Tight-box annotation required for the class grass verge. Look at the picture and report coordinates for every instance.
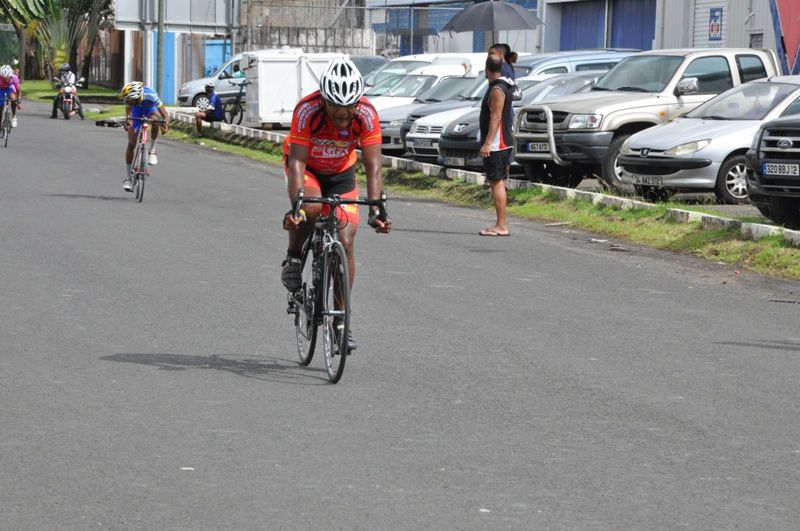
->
[167,119,800,282]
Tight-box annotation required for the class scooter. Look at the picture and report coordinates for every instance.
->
[53,77,85,120]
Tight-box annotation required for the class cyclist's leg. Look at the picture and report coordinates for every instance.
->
[282,168,323,291]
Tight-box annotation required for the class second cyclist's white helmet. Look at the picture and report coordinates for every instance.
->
[0,65,13,78]
[319,57,363,106]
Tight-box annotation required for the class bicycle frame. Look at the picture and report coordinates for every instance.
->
[287,190,388,381]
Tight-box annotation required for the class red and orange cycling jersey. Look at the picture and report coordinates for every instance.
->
[282,91,382,174]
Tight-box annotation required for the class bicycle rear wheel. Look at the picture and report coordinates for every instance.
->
[321,241,350,383]
[291,246,318,365]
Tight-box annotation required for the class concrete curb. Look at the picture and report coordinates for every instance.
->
[166,109,800,248]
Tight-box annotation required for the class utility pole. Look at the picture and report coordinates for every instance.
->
[157,0,165,94]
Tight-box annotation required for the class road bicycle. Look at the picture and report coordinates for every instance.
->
[1,100,13,147]
[286,190,388,383]
[128,117,164,202]
[223,79,251,125]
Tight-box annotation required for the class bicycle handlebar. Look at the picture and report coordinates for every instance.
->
[291,190,389,224]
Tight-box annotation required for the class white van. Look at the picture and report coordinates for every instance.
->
[178,47,304,108]
[241,48,345,127]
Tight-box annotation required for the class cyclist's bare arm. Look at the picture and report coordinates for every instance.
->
[157,105,169,132]
[284,143,310,230]
[362,143,391,233]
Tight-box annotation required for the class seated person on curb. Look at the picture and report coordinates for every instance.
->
[51,63,84,120]
[194,83,223,137]
[281,57,391,352]
[0,64,22,127]
[118,81,170,192]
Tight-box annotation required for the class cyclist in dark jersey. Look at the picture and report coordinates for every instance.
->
[281,57,391,351]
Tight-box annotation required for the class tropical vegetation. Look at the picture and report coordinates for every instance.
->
[0,0,111,85]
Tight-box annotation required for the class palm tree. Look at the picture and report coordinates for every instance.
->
[0,0,55,77]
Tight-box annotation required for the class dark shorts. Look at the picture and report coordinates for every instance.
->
[484,149,512,182]
[204,111,222,123]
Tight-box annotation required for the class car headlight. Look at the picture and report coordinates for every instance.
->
[620,137,632,154]
[663,139,711,156]
[568,114,602,129]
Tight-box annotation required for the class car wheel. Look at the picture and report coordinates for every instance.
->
[600,134,633,194]
[768,196,800,229]
[634,185,671,203]
[523,162,583,188]
[714,154,749,204]
[192,94,210,110]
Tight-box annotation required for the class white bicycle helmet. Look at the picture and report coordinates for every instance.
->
[319,57,363,106]
[0,65,13,78]
[119,81,144,102]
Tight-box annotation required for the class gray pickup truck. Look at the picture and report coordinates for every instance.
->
[513,48,781,189]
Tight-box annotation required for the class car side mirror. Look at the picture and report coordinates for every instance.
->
[675,77,699,96]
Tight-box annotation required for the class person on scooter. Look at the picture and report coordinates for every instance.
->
[0,64,22,127]
[51,63,84,120]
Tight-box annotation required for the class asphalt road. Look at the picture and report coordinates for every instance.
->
[2,102,799,530]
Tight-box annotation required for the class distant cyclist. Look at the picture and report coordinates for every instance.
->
[281,57,391,351]
[51,63,84,120]
[0,64,22,128]
[118,81,170,192]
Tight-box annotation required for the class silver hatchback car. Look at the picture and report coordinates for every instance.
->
[618,76,800,203]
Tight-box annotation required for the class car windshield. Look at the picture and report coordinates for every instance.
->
[364,60,429,86]
[687,82,799,121]
[463,78,489,100]
[364,74,406,96]
[416,76,476,102]
[384,75,437,97]
[520,75,598,105]
[593,55,684,93]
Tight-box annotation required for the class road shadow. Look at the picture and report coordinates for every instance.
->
[102,352,331,384]
[45,193,129,202]
[392,227,482,236]
[715,339,800,353]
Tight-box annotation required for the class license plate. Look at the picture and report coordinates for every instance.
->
[444,157,465,167]
[632,175,663,186]
[763,162,800,176]
[414,138,433,147]
[527,142,549,152]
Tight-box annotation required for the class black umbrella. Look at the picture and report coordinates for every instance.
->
[441,0,543,43]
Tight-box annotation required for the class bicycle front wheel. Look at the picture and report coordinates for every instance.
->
[321,241,350,383]
[2,113,9,147]
[136,143,148,202]
[293,247,317,366]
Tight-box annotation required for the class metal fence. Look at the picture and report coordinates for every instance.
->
[239,3,489,57]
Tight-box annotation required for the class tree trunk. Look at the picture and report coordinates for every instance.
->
[15,23,25,80]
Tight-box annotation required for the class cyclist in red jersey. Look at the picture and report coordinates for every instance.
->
[281,57,391,351]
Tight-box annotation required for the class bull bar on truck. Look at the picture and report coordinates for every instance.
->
[513,104,568,166]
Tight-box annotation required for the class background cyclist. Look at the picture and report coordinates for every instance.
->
[0,64,22,127]
[281,57,391,351]
[118,81,170,192]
